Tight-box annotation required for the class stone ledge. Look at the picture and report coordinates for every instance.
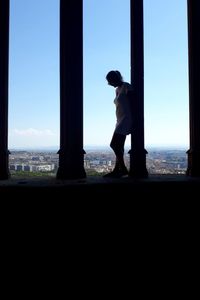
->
[0,175,199,197]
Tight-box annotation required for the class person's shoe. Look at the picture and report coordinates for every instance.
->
[103,168,128,178]
[114,168,129,178]
[103,170,119,178]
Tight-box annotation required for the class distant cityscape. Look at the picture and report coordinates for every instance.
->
[9,148,187,177]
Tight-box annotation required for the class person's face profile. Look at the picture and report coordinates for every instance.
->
[107,78,117,87]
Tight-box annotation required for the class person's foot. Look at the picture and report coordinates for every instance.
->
[103,171,118,178]
[103,168,128,178]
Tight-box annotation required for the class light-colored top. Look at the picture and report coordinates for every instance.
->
[114,82,133,135]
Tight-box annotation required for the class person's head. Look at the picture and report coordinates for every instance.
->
[106,70,123,87]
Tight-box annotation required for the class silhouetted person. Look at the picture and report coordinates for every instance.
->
[104,70,133,178]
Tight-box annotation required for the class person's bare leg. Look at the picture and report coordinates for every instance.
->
[116,153,128,172]
[113,158,120,172]
[103,133,128,177]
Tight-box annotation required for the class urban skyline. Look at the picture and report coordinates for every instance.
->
[9,148,187,176]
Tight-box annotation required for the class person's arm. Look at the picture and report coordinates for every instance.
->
[127,89,135,115]
[127,89,134,100]
[126,83,134,100]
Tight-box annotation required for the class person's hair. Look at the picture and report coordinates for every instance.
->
[106,70,123,83]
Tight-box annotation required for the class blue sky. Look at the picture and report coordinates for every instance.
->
[8,0,189,149]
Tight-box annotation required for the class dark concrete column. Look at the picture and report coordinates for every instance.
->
[57,0,86,179]
[0,0,10,180]
[187,0,200,177]
[129,0,148,178]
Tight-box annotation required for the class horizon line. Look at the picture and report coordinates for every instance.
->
[9,144,188,151]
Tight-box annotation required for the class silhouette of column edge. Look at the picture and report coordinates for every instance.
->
[0,0,10,180]
[187,0,200,177]
[129,0,148,178]
[57,0,86,179]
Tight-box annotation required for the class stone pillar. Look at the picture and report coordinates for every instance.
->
[0,0,10,180]
[187,0,200,177]
[57,0,86,179]
[129,0,148,178]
